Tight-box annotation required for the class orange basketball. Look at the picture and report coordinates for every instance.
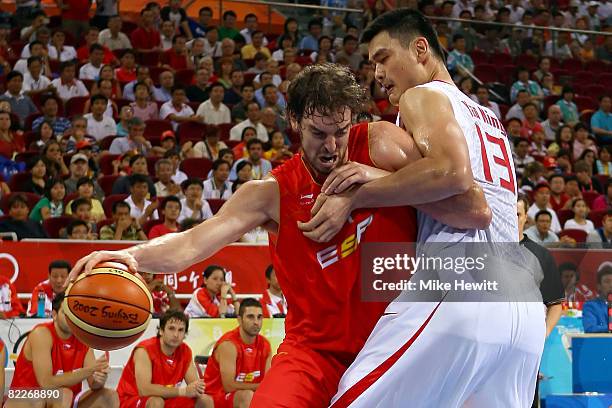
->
[62,261,153,351]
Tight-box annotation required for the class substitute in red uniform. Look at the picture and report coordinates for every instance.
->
[6,293,118,408]
[117,310,213,408]
[69,64,491,408]
[260,266,287,318]
[27,260,70,317]
[204,298,272,408]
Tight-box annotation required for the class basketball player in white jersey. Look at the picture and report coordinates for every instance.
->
[299,9,546,408]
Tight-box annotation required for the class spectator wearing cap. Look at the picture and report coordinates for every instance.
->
[154,158,182,198]
[109,117,151,155]
[65,177,105,222]
[512,138,534,179]
[203,159,232,200]
[112,154,157,197]
[587,211,612,248]
[196,83,231,125]
[125,173,157,225]
[591,96,612,144]
[584,1,601,30]
[178,178,213,223]
[505,90,530,122]
[50,60,89,102]
[541,105,564,142]
[65,153,104,199]
[0,71,38,127]
[0,194,48,239]
[84,94,117,141]
[524,210,560,245]
[158,130,190,159]
[527,183,562,233]
[582,264,612,333]
[160,85,199,131]
[556,87,579,126]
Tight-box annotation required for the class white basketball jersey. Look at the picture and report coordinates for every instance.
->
[400,81,518,243]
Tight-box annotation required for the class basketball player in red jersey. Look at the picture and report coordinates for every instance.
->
[204,298,272,408]
[116,310,213,408]
[68,64,491,407]
[6,294,118,408]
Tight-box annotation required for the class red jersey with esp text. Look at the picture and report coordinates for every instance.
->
[10,321,89,396]
[117,337,193,401]
[269,122,418,362]
[204,327,271,396]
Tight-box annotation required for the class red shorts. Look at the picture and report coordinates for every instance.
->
[119,395,196,408]
[209,391,236,408]
[251,342,351,408]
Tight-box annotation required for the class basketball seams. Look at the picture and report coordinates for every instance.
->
[62,302,151,338]
[64,293,153,315]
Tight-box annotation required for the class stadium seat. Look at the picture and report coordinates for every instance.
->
[589,210,607,228]
[243,72,256,86]
[65,96,90,118]
[596,175,610,188]
[144,120,173,140]
[63,192,79,206]
[149,67,167,86]
[559,229,587,243]
[97,218,114,233]
[561,58,583,72]
[42,216,74,238]
[102,194,128,218]
[543,95,559,112]
[24,113,43,131]
[582,191,600,209]
[136,51,160,67]
[557,209,574,226]
[146,156,159,176]
[217,123,233,141]
[14,151,40,164]
[99,175,120,196]
[584,60,606,74]
[516,54,537,71]
[142,218,163,236]
[207,199,226,215]
[99,154,119,175]
[177,122,207,145]
[180,158,213,179]
[114,98,132,112]
[1,192,41,213]
[7,172,32,192]
[574,96,597,112]
[469,50,488,65]
[99,135,116,151]
[497,65,517,85]
[175,69,195,86]
[581,84,606,100]
[474,64,497,84]
[489,53,513,66]
[23,132,39,149]
[571,71,592,87]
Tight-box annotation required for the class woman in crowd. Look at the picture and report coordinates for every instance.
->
[192,125,228,160]
[29,178,66,222]
[184,265,239,318]
[563,198,595,234]
[0,111,25,159]
[42,140,69,178]
[20,156,47,196]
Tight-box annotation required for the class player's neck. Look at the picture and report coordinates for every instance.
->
[239,327,256,345]
[54,321,72,340]
[160,340,178,356]
[269,287,282,297]
[428,63,454,87]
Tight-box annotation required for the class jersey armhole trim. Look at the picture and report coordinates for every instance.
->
[366,122,383,170]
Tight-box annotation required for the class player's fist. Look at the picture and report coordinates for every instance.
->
[185,379,205,397]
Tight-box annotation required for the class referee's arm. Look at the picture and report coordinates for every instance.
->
[539,244,565,337]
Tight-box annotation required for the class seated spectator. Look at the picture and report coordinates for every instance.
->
[65,153,103,198]
[112,155,157,197]
[592,178,612,211]
[0,273,24,318]
[529,131,547,161]
[580,149,597,172]
[159,20,175,51]
[30,120,55,151]
[186,67,211,103]
[309,36,335,64]
[573,123,597,160]
[545,32,572,60]
[556,86,579,126]
[153,70,174,103]
[447,34,474,80]
[261,265,286,318]
[160,85,199,130]
[66,218,92,239]
[20,156,47,195]
[591,95,612,144]
[299,18,322,51]
[532,57,552,83]
[99,200,148,240]
[148,196,181,239]
[109,117,152,156]
[247,52,268,75]
[337,35,364,71]
[520,103,543,139]
[202,26,221,58]
[131,8,161,53]
[165,150,188,185]
[196,83,231,125]
[185,265,238,317]
[560,262,595,303]
[157,130,188,159]
[154,158,182,197]
[203,298,271,407]
[67,197,98,236]
[84,94,117,141]
[575,160,603,193]
[218,10,239,40]
[582,265,612,332]
[264,130,292,163]
[473,85,500,119]
[27,260,69,317]
[114,50,137,83]
[14,40,52,77]
[232,139,271,181]
[50,60,89,102]
[549,174,571,213]
[231,85,256,123]
[0,71,38,127]
[527,183,562,233]
[78,44,105,81]
[65,177,105,222]
[511,66,543,105]
[564,198,595,234]
[178,178,213,223]
[98,15,132,51]
[22,56,53,97]
[0,194,48,239]
[216,57,234,89]
[595,147,611,177]
[83,79,119,118]
[241,30,270,60]
[0,110,25,159]
[41,140,69,179]
[160,34,195,71]
[141,272,181,316]
[123,66,153,101]
[254,72,286,111]
[91,65,123,99]
[75,26,118,65]
[240,13,267,45]
[513,138,534,179]
[505,90,530,121]
[192,125,227,160]
[587,210,612,248]
[115,106,133,137]
[125,173,157,225]
[541,105,563,142]
[189,6,212,38]
[230,102,268,142]
[524,210,559,245]
[30,178,65,223]
[548,125,574,160]
[189,38,207,67]
[130,81,159,122]
[203,159,232,200]
[47,30,77,62]
[223,70,244,106]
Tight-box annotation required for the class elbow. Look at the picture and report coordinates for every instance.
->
[440,164,472,196]
[473,205,492,230]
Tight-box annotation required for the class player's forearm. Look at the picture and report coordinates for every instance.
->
[545,304,563,337]
[138,383,180,398]
[39,368,91,389]
[353,156,472,209]
[223,381,259,393]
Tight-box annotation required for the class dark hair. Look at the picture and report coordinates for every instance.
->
[599,95,611,102]
[171,84,186,94]
[209,82,225,92]
[235,160,252,174]
[203,264,224,279]
[70,197,91,213]
[244,13,257,22]
[52,292,65,312]
[287,63,366,124]
[134,81,151,94]
[90,93,108,105]
[129,173,149,187]
[112,200,130,214]
[76,177,94,189]
[27,56,42,67]
[253,52,267,62]
[534,209,552,221]
[8,193,28,210]
[548,173,565,183]
[241,126,257,141]
[49,259,71,273]
[59,60,77,73]
[522,102,537,111]
[513,138,529,147]
[158,309,189,335]
[212,159,230,172]
[89,43,104,54]
[161,195,181,210]
[180,218,201,231]
[559,262,579,280]
[181,177,204,191]
[232,180,245,193]
[246,138,263,150]
[218,148,233,159]
[308,18,322,30]
[238,297,262,317]
[6,70,23,82]
[129,154,146,167]
[222,10,237,20]
[284,17,297,33]
[66,219,88,236]
[26,155,45,171]
[265,264,274,279]
[562,86,574,95]
[172,34,186,44]
[199,6,212,15]
[573,160,590,173]
[44,178,65,200]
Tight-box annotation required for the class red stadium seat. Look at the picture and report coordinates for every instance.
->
[42,216,74,238]
[1,192,41,213]
[136,51,160,67]
[571,71,592,87]
[148,66,167,86]
[65,96,90,118]
[474,64,497,84]
[146,156,159,176]
[544,95,559,112]
[561,58,583,72]
[584,60,607,74]
[589,210,607,228]
[99,175,120,196]
[574,96,597,112]
[14,151,40,164]
[489,53,513,66]
[596,175,610,188]
[63,192,79,206]
[207,199,226,215]
[557,209,574,227]
[144,120,173,139]
[97,218,114,232]
[175,69,195,86]
[7,172,32,192]
[99,135,116,151]
[581,84,606,100]
[102,194,128,218]
[497,65,518,86]
[142,218,164,236]
[114,98,133,112]
[582,191,600,209]
[516,54,537,71]
[177,122,207,144]
[559,229,587,243]
[218,123,233,141]
[24,113,43,131]
[469,50,488,65]
[243,72,256,86]
[180,158,213,179]
[99,154,119,175]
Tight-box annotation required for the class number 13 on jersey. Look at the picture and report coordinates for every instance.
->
[475,123,516,194]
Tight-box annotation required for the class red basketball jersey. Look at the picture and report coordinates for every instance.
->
[204,327,271,396]
[269,122,417,361]
[10,321,89,396]
[117,337,193,400]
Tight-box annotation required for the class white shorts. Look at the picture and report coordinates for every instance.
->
[330,301,546,408]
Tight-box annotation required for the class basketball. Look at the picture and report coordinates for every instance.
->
[62,261,153,351]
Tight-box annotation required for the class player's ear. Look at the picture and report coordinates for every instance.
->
[414,37,429,63]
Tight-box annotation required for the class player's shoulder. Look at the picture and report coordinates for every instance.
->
[399,85,454,117]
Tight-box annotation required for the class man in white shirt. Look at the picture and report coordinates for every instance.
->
[153,70,174,103]
[20,27,51,59]
[84,94,117,141]
[47,30,77,61]
[124,174,157,225]
[13,41,51,77]
[524,210,560,245]
[109,117,151,155]
[229,101,268,142]
[505,90,529,121]
[79,44,105,80]
[541,105,564,142]
[195,83,231,125]
[202,26,221,58]
[22,56,52,96]
[202,159,232,200]
[50,60,89,102]
[98,15,132,50]
[178,178,213,223]
[239,13,268,45]
[159,85,199,131]
[527,183,562,233]
[160,20,175,51]
[154,158,183,198]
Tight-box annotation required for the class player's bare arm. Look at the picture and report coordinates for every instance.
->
[183,362,209,400]
[83,350,110,390]
[133,348,184,398]
[67,179,280,280]
[215,341,260,392]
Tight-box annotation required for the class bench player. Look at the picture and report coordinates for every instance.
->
[68,64,491,407]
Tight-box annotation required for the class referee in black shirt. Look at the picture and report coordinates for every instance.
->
[518,197,564,408]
